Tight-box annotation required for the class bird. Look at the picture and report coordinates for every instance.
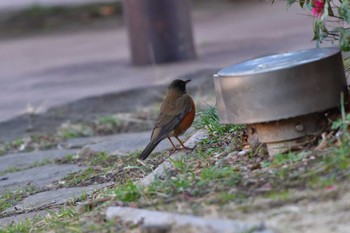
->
[139,79,196,160]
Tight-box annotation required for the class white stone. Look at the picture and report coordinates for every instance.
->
[106,206,272,233]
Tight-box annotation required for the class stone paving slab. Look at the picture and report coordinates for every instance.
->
[82,131,173,155]
[0,149,78,173]
[62,135,114,149]
[106,206,272,233]
[0,209,57,227]
[2,183,110,216]
[0,164,85,192]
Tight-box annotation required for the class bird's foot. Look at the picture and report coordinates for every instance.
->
[180,145,195,151]
[169,148,180,155]
[169,145,196,155]
[180,143,197,151]
[170,146,196,155]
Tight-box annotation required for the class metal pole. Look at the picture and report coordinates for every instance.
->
[122,0,196,65]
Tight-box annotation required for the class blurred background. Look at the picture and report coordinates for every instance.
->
[0,0,316,141]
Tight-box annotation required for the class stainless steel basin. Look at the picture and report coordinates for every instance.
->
[214,47,348,155]
[214,48,347,124]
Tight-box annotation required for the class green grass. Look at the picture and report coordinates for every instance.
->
[265,190,290,202]
[261,151,307,168]
[62,167,97,187]
[89,152,115,167]
[94,115,127,135]
[0,186,38,213]
[57,122,94,139]
[0,220,32,233]
[194,106,246,135]
[0,134,61,156]
[0,208,79,233]
[308,174,338,189]
[194,106,246,150]
[104,152,242,207]
[98,115,122,127]
[0,206,127,233]
[0,159,52,176]
[57,150,162,188]
[64,151,113,167]
[114,181,141,202]
[0,139,25,156]
[217,191,237,205]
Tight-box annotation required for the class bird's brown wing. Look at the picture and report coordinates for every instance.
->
[150,94,193,143]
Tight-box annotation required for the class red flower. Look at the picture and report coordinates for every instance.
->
[312,0,325,17]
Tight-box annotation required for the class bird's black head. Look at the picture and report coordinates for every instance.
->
[168,79,191,93]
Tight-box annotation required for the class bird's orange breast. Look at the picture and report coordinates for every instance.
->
[173,99,195,136]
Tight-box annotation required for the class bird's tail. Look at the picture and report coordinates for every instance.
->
[139,140,160,160]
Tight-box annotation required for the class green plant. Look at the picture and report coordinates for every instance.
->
[217,192,237,204]
[169,156,193,174]
[265,190,290,201]
[0,139,24,156]
[332,93,350,139]
[308,173,337,188]
[57,122,94,139]
[0,159,52,176]
[63,167,97,186]
[198,166,239,188]
[98,115,121,127]
[90,152,110,166]
[36,208,81,232]
[280,0,350,66]
[272,0,350,71]
[0,186,37,213]
[195,106,244,134]
[271,151,306,166]
[114,181,141,202]
[169,176,192,192]
[0,220,32,233]
[194,106,246,146]
[324,141,350,170]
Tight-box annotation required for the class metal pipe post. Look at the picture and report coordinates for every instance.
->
[123,0,196,65]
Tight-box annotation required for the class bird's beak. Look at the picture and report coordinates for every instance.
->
[185,79,191,84]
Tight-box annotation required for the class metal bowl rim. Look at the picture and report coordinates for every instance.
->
[215,47,341,77]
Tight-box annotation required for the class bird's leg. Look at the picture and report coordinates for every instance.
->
[167,137,179,154]
[175,136,195,150]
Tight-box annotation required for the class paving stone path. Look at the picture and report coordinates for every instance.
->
[0,128,269,233]
[0,67,231,230]
[0,164,85,193]
[0,210,53,227]
[0,149,78,173]
[3,183,111,215]
[0,130,160,227]
[0,69,267,231]
[0,128,171,225]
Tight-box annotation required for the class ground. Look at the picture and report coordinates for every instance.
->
[1,76,350,232]
[0,1,349,233]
